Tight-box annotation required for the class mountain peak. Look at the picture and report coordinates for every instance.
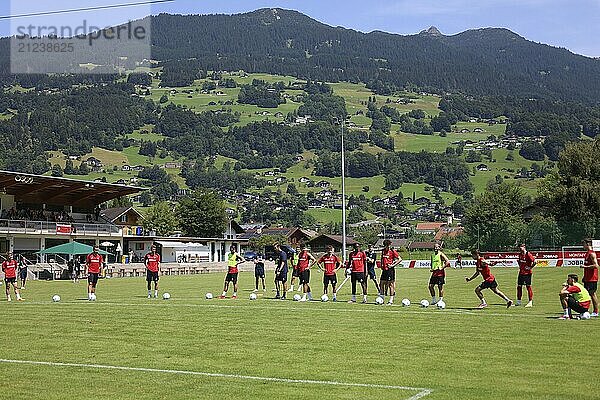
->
[419,26,443,36]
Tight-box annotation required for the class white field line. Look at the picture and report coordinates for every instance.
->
[17,300,556,319]
[0,359,433,400]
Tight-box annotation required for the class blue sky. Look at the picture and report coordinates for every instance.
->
[2,0,599,57]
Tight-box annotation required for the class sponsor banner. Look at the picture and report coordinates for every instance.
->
[56,224,72,234]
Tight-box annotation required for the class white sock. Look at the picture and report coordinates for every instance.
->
[439,297,443,302]
[233,292,237,297]
[363,294,367,302]
[7,295,11,301]
[389,296,394,303]
[148,290,151,296]
[290,285,294,291]
[431,296,437,304]
[564,308,570,316]
[333,293,337,300]
[352,295,356,301]
[154,290,158,297]
[222,291,227,297]
[481,298,487,305]
[307,292,312,300]
[16,293,21,300]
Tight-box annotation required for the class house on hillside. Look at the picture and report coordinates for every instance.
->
[434,226,464,241]
[86,157,103,170]
[121,165,131,171]
[476,164,489,171]
[100,206,144,227]
[307,234,357,253]
[316,180,331,188]
[415,222,446,235]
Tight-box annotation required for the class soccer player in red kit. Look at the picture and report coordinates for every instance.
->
[2,252,23,301]
[379,239,401,305]
[317,246,341,301]
[297,245,316,302]
[516,243,536,307]
[466,249,513,309]
[581,239,599,317]
[86,245,103,300]
[145,245,161,298]
[347,243,368,303]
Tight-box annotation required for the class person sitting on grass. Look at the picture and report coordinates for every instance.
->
[559,274,591,320]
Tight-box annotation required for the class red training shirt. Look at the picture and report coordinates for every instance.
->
[297,251,311,272]
[381,248,400,271]
[2,259,18,279]
[476,257,495,282]
[518,252,535,276]
[145,253,160,272]
[348,251,366,273]
[319,254,340,275]
[86,253,103,274]
[584,250,598,282]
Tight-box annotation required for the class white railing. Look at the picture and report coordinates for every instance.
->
[0,219,121,236]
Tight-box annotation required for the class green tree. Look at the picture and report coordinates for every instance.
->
[51,164,63,177]
[176,190,228,237]
[248,234,287,252]
[143,201,178,236]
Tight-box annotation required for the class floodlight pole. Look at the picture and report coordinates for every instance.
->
[341,118,347,266]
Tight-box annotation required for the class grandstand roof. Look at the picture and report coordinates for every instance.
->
[0,170,143,209]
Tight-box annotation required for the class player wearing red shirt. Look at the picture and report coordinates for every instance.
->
[347,243,368,303]
[297,245,316,302]
[220,245,244,299]
[559,274,592,319]
[516,243,536,307]
[466,249,513,309]
[2,252,23,301]
[86,246,104,300]
[428,243,450,305]
[317,246,341,301]
[379,239,401,305]
[144,245,161,299]
[581,239,598,316]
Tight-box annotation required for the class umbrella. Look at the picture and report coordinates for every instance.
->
[37,241,111,256]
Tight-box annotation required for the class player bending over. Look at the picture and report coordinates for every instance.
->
[379,240,401,305]
[466,249,513,309]
[559,274,591,319]
[429,243,450,305]
[516,243,536,307]
[145,245,161,298]
[317,246,341,302]
[220,245,244,299]
[2,253,23,301]
[581,239,599,317]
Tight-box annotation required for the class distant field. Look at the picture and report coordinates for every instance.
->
[0,267,596,400]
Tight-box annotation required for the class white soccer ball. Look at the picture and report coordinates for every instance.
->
[375,296,384,305]
[293,294,302,301]
[437,300,446,310]
[162,292,171,300]
[205,293,213,300]
[420,299,430,308]
[581,311,591,320]
[89,293,96,302]
[249,293,257,300]
[321,294,329,302]
[52,295,61,302]
[401,298,411,307]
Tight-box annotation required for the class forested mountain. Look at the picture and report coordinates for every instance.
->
[148,8,600,103]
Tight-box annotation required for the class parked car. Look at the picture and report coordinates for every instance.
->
[243,251,259,261]
[264,245,295,261]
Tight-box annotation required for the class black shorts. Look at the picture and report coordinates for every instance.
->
[4,277,16,284]
[146,270,159,282]
[225,273,238,284]
[19,268,27,280]
[300,270,310,284]
[583,281,597,294]
[351,272,365,283]
[478,279,498,290]
[517,274,532,286]
[275,268,288,282]
[380,269,395,282]
[292,268,300,278]
[367,266,377,280]
[429,275,445,286]
[323,274,337,285]
[88,273,99,286]
[255,268,265,278]
[567,296,589,314]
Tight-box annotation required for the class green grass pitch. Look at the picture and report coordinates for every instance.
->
[0,267,596,400]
